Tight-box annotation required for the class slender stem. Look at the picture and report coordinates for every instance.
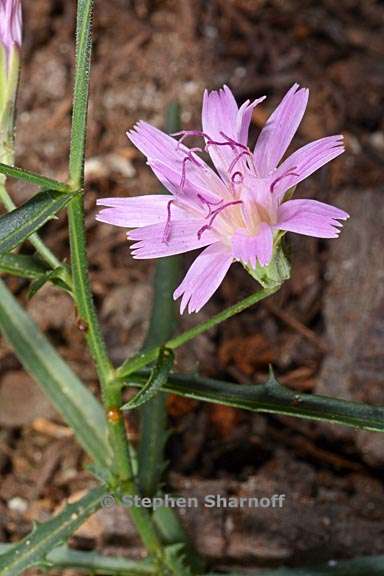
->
[67,196,114,391]
[126,370,384,433]
[68,0,94,188]
[67,0,114,404]
[66,0,166,565]
[117,285,279,378]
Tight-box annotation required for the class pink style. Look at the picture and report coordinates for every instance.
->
[97,84,348,314]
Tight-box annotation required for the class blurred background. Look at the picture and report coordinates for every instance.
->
[1,0,384,573]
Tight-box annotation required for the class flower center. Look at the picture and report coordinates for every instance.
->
[197,200,243,240]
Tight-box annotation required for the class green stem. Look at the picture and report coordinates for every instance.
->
[126,370,384,433]
[68,0,94,188]
[67,195,114,393]
[117,285,279,378]
[66,0,166,565]
[66,0,116,436]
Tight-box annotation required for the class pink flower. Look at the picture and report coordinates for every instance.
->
[97,84,348,313]
[0,0,22,56]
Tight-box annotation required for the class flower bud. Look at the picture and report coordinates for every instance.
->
[0,0,22,157]
[0,0,22,56]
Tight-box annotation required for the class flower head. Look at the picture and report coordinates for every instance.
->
[0,0,22,55]
[97,84,348,313]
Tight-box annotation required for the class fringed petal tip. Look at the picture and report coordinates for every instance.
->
[277,199,349,239]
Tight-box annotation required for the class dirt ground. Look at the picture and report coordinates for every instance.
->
[1,0,384,574]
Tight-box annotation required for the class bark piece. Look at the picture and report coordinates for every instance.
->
[317,188,384,465]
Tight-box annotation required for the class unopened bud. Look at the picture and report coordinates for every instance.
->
[0,0,22,157]
[0,0,22,56]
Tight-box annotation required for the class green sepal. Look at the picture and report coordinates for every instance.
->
[245,244,291,289]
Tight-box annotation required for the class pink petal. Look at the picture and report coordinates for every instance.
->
[148,159,225,208]
[173,243,233,313]
[276,199,349,238]
[240,175,275,230]
[236,96,266,146]
[271,135,345,202]
[129,219,218,259]
[202,85,265,179]
[232,223,273,268]
[96,195,185,228]
[254,84,309,176]
[0,0,22,51]
[127,121,225,201]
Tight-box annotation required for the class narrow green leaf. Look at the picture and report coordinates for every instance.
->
[164,544,193,576]
[0,279,112,467]
[1,544,383,576]
[27,267,72,298]
[0,162,70,192]
[127,369,384,433]
[0,486,106,576]
[122,348,174,410]
[0,253,49,279]
[0,544,157,575]
[0,190,73,254]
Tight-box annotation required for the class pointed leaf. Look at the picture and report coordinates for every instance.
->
[0,190,73,254]
[0,486,106,575]
[0,162,70,192]
[122,348,174,410]
[0,279,112,468]
[27,267,72,298]
[0,253,49,279]
[127,369,384,433]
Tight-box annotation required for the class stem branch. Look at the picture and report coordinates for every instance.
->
[117,285,279,378]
